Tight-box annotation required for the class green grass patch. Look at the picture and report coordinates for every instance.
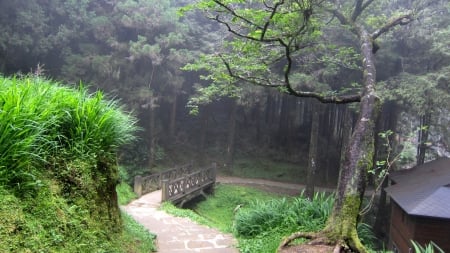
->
[160,201,214,227]
[0,75,146,252]
[121,212,157,252]
[231,157,306,184]
[116,182,137,205]
[163,184,378,253]
[186,184,280,232]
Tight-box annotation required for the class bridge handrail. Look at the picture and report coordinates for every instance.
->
[133,162,193,197]
[162,163,216,203]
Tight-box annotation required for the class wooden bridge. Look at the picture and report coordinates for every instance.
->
[133,163,217,207]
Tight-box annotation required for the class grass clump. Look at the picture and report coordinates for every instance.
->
[190,184,279,232]
[121,212,157,252]
[165,184,377,253]
[411,241,444,253]
[0,75,147,252]
[233,191,333,252]
[232,157,306,184]
[234,191,333,238]
[160,202,214,227]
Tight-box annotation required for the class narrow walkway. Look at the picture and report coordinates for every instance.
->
[122,190,239,253]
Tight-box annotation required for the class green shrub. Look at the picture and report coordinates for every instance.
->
[234,191,334,237]
[412,241,444,253]
[357,222,377,249]
[117,182,137,205]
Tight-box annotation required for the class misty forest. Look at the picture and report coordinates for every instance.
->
[0,0,449,252]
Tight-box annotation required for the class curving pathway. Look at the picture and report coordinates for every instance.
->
[122,189,239,253]
[122,176,369,252]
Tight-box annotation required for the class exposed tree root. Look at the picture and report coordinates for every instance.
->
[277,231,366,253]
[278,231,318,250]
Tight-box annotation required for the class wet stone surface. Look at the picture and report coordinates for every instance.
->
[122,190,239,253]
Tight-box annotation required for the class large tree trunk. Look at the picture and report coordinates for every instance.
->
[323,28,380,253]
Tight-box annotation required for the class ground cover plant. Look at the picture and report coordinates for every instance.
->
[0,75,155,252]
[163,184,379,253]
[231,157,307,184]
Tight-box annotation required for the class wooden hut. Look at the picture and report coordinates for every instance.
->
[385,157,450,253]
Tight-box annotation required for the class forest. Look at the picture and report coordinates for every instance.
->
[0,0,449,252]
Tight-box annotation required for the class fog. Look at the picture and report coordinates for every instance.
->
[0,0,449,189]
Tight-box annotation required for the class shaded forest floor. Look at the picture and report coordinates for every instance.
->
[217,175,333,196]
[216,175,375,197]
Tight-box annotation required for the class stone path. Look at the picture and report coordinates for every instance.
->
[122,189,239,253]
[122,176,376,252]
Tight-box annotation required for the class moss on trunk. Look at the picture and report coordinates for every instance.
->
[324,195,367,253]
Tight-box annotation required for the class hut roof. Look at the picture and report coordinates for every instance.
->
[385,157,450,219]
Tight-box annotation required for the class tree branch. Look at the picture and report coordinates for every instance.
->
[261,0,284,40]
[212,0,264,30]
[212,15,279,43]
[351,0,364,21]
[218,53,361,104]
[361,0,375,13]
[371,13,414,40]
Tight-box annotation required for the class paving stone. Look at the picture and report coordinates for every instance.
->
[186,240,215,248]
[122,190,238,253]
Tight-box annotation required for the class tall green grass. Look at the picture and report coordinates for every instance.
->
[0,75,137,196]
[0,75,141,251]
[166,185,378,253]
[412,241,444,253]
[234,191,333,238]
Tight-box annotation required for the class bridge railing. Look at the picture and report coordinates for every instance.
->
[161,163,216,204]
[133,162,193,197]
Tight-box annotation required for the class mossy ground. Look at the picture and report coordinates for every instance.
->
[0,76,154,252]
[0,175,156,253]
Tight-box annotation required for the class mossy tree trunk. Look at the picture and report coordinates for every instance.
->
[182,1,415,251]
[323,29,380,253]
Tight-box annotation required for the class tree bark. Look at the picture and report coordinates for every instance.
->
[169,93,178,143]
[305,101,321,199]
[417,113,431,165]
[323,27,380,253]
[148,106,156,170]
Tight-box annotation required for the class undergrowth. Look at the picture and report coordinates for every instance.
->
[164,184,378,253]
[0,75,155,252]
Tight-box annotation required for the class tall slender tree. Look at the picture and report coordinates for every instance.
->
[181,0,424,251]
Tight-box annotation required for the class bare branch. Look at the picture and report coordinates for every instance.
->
[351,0,364,21]
[351,0,376,21]
[261,1,284,40]
[361,0,375,12]
[329,8,350,26]
[371,13,415,40]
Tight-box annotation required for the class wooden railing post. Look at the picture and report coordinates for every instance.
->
[134,175,143,197]
[161,179,169,201]
[183,177,187,193]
